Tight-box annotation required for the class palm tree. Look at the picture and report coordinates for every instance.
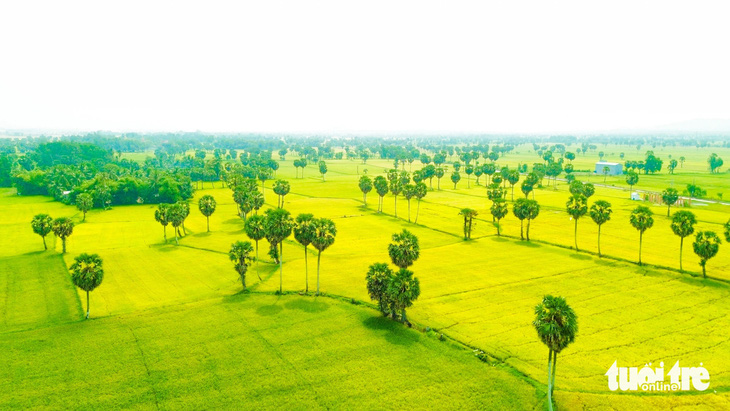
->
[358,175,373,206]
[70,253,104,319]
[311,218,337,296]
[229,241,255,290]
[625,171,639,197]
[533,295,578,411]
[629,205,654,265]
[366,262,394,316]
[693,231,721,278]
[386,268,420,326]
[154,204,170,242]
[387,169,403,218]
[602,166,610,182]
[272,179,291,208]
[198,195,216,232]
[244,215,266,281]
[451,171,461,189]
[661,188,679,217]
[31,214,53,250]
[264,208,294,293]
[388,229,420,269]
[403,184,417,223]
[589,200,612,256]
[374,176,389,213]
[177,201,190,236]
[670,211,696,271]
[566,194,588,251]
[725,219,730,242]
[459,208,478,240]
[513,198,529,240]
[76,193,93,221]
[413,182,427,224]
[524,199,540,241]
[293,213,316,292]
[51,217,74,253]
[167,203,185,245]
[506,170,520,201]
[490,199,508,236]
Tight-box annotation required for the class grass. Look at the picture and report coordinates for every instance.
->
[1,143,730,409]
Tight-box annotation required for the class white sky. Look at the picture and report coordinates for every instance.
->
[1,1,729,134]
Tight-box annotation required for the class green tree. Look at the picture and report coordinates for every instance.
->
[602,166,610,182]
[273,179,291,208]
[725,219,730,242]
[198,195,216,232]
[388,229,420,269]
[513,198,530,240]
[244,214,267,281]
[661,188,679,217]
[630,205,654,265]
[435,167,445,190]
[451,171,461,189]
[264,208,294,293]
[388,169,403,218]
[413,182,427,224]
[589,200,612,256]
[386,268,420,326]
[70,253,104,319]
[693,231,721,278]
[359,175,373,206]
[374,175,389,213]
[167,203,185,245]
[177,201,190,236]
[459,208,478,240]
[76,193,93,221]
[318,160,328,181]
[366,262,394,316]
[51,217,74,253]
[154,204,170,242]
[524,199,540,241]
[566,194,588,251]
[625,171,639,196]
[671,211,696,272]
[490,199,508,236]
[506,170,520,201]
[293,213,316,292]
[31,213,53,250]
[229,241,254,290]
[533,295,578,411]
[311,218,337,296]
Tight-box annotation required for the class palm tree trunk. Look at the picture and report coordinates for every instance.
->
[679,237,684,271]
[42,236,47,250]
[468,218,473,239]
[551,352,557,397]
[547,348,554,411]
[415,200,421,224]
[527,219,531,241]
[407,200,411,223]
[316,250,322,296]
[174,230,179,245]
[667,205,670,217]
[163,226,167,242]
[597,225,602,256]
[394,196,398,218]
[639,232,643,265]
[702,262,706,278]
[86,291,90,319]
[511,186,514,201]
[206,216,210,232]
[182,221,186,236]
[574,219,579,251]
[279,242,283,293]
[255,241,261,281]
[83,211,86,221]
[520,220,524,240]
[496,219,501,236]
[402,308,410,326]
[363,192,367,206]
[62,238,66,253]
[304,246,309,293]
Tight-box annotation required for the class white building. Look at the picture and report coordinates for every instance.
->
[595,161,623,175]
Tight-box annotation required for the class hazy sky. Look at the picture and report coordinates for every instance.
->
[1,1,729,133]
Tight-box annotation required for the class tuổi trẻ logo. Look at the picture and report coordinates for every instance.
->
[605,361,710,392]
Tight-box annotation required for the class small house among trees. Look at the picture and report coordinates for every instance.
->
[594,161,622,176]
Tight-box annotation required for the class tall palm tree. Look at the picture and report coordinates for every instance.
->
[413,182,427,224]
[589,200,612,256]
[490,199,508,236]
[630,205,654,265]
[366,262,394,316]
[244,215,267,281]
[70,253,104,319]
[229,241,254,290]
[154,204,170,242]
[374,176,389,213]
[358,175,373,206]
[524,199,540,241]
[387,268,420,326]
[513,198,529,240]
[31,213,53,250]
[264,208,294,293]
[662,188,679,217]
[273,179,291,208]
[198,195,216,232]
[403,184,417,223]
[693,231,721,278]
[533,295,578,411]
[51,217,74,253]
[311,218,337,296]
[293,213,316,293]
[670,211,696,271]
[388,229,420,269]
[566,194,588,251]
[459,208,478,240]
